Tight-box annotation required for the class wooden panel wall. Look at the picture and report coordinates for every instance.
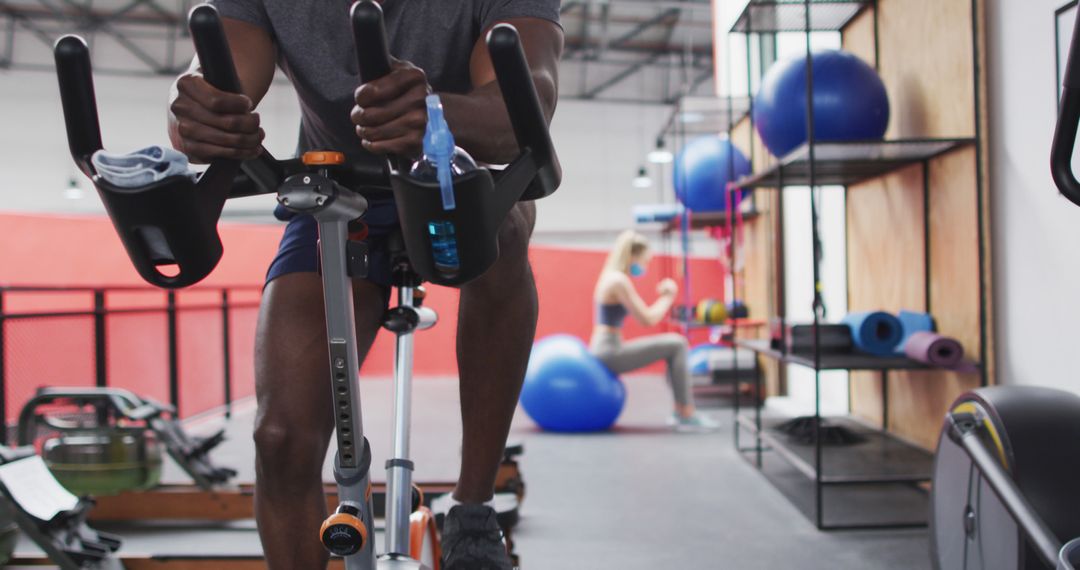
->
[843,0,988,449]
[732,117,784,396]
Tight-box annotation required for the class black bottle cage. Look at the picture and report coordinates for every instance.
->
[55,2,561,288]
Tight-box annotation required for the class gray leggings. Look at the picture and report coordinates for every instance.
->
[589,331,692,407]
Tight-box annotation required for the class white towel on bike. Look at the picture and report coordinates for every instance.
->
[91,145,195,188]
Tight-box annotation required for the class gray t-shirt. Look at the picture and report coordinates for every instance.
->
[210,0,560,156]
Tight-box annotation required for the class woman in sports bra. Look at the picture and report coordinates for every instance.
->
[589,230,719,431]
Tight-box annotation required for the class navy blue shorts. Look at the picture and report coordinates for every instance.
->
[265,200,400,289]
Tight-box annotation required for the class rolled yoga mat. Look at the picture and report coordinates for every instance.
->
[896,310,934,353]
[904,331,964,368]
[841,311,904,356]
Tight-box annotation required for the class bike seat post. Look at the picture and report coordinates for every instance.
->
[381,253,428,559]
[282,153,377,568]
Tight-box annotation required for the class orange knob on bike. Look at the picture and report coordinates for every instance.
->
[302,151,346,166]
[320,504,368,556]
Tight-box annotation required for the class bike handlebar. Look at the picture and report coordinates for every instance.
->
[1052,4,1080,206]
[352,1,393,84]
[54,35,102,179]
[487,24,560,200]
[54,1,561,288]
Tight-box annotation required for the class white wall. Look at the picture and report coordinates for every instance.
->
[539,99,679,248]
[779,189,850,416]
[0,69,299,216]
[989,0,1080,393]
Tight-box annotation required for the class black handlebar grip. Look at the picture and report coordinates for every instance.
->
[188,5,243,94]
[188,3,283,195]
[1052,91,1080,207]
[351,1,392,84]
[54,35,103,177]
[487,24,561,199]
[1052,6,1080,207]
[1065,7,1080,90]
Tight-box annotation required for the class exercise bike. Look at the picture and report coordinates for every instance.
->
[54,2,560,568]
[928,5,1080,570]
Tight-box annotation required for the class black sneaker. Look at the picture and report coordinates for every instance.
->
[440,504,514,570]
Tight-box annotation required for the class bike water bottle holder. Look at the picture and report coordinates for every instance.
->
[391,169,497,285]
[92,173,230,288]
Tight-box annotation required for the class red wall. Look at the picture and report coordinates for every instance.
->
[0,213,725,418]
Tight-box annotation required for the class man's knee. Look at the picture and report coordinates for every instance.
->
[468,202,536,293]
[254,417,328,480]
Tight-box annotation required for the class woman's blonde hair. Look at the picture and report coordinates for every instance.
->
[603,230,650,274]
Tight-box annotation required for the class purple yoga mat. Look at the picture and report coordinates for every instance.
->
[904,331,963,368]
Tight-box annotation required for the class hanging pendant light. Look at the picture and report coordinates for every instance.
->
[647,138,674,164]
[632,166,653,188]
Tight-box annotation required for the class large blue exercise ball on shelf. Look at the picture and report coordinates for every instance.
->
[753,49,890,158]
[672,136,752,213]
[520,335,626,432]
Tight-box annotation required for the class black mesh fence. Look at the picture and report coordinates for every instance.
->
[0,286,261,435]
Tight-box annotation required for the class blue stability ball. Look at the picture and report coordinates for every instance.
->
[753,49,890,158]
[521,335,626,432]
[673,136,752,213]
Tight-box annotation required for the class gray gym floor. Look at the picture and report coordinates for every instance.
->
[17,375,932,569]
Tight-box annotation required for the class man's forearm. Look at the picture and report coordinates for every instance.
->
[440,71,557,165]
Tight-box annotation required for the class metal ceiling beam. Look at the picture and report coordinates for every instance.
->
[687,65,715,95]
[51,0,171,72]
[563,39,712,56]
[560,55,711,71]
[1,1,182,25]
[579,51,665,99]
[2,17,13,66]
[2,0,189,74]
[604,0,712,9]
[607,7,680,50]
[3,10,58,54]
[579,5,685,100]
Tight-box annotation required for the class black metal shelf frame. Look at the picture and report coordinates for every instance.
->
[717,0,989,532]
[730,341,933,530]
[736,339,930,371]
[733,412,934,485]
[660,209,761,232]
[730,0,872,34]
[735,138,976,189]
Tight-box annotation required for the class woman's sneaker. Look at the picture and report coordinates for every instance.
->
[441,504,514,570]
[668,412,721,432]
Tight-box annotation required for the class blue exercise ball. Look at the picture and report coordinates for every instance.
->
[521,335,626,432]
[753,49,890,158]
[673,136,752,213]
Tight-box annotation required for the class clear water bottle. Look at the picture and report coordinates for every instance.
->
[409,94,477,274]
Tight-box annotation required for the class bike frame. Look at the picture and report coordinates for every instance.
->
[281,169,433,569]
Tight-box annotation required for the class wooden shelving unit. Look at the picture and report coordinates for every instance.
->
[710,0,990,531]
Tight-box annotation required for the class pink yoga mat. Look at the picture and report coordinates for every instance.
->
[904,331,963,368]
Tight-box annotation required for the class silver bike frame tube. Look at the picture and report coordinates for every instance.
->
[318,218,377,570]
[386,285,416,556]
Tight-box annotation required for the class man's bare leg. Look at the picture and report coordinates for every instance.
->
[454,202,538,503]
[253,273,386,570]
